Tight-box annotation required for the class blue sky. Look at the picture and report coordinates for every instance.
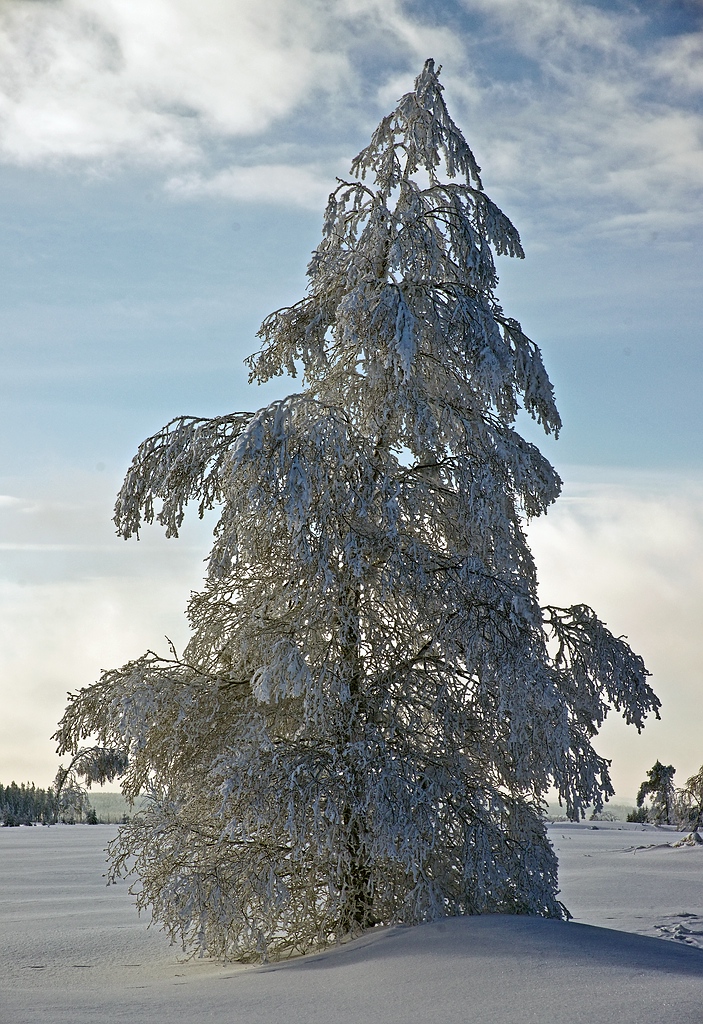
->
[1,0,702,797]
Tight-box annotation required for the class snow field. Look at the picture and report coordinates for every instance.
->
[1,821,702,1023]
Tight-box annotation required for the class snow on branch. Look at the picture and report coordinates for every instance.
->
[543,604,659,732]
[114,411,253,539]
[351,59,483,190]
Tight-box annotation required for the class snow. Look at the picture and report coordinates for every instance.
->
[2,822,702,1023]
[552,820,703,942]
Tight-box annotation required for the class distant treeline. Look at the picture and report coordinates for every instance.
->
[0,781,57,825]
[0,781,139,825]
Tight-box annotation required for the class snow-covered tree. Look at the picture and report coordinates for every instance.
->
[636,760,676,825]
[676,765,703,833]
[55,60,659,960]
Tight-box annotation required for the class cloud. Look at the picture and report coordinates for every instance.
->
[527,468,703,797]
[0,0,455,204]
[452,0,703,239]
[0,0,450,169]
[463,0,634,60]
[2,464,702,798]
[652,30,703,93]
[1,0,701,233]
[0,469,215,787]
[0,575,195,787]
[166,163,332,209]
[0,0,350,165]
[0,468,215,583]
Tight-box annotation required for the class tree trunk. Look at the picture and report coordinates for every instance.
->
[337,578,376,931]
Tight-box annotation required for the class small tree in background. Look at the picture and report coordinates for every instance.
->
[55,61,659,960]
[675,765,703,833]
[635,760,676,825]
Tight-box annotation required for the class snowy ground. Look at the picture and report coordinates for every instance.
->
[1,822,702,1023]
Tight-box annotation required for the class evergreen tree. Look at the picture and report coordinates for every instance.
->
[0,781,56,825]
[55,61,659,960]
[636,760,676,825]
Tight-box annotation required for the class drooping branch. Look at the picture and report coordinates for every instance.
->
[51,745,128,824]
[114,411,253,539]
[542,604,659,731]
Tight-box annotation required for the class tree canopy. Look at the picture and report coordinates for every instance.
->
[55,60,659,961]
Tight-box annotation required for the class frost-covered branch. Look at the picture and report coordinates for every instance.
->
[114,411,253,539]
[50,745,128,824]
[542,604,658,732]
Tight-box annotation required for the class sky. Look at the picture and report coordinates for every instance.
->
[0,0,702,799]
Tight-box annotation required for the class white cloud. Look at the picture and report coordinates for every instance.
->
[1,0,701,232]
[166,163,332,209]
[0,0,454,205]
[0,575,195,787]
[452,0,703,239]
[527,469,703,798]
[0,0,452,170]
[463,0,634,60]
[651,29,703,95]
[0,0,350,165]
[0,468,215,787]
[2,465,702,799]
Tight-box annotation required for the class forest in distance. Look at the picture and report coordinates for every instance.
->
[0,781,139,826]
